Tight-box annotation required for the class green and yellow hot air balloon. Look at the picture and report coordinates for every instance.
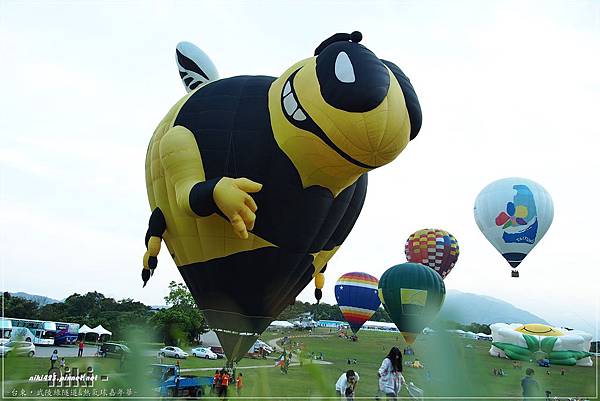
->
[378,262,445,344]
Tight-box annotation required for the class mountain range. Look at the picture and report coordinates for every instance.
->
[438,289,549,325]
[9,292,61,306]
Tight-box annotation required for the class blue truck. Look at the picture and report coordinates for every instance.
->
[152,364,213,397]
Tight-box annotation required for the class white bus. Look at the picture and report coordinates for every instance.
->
[4,318,55,345]
[0,318,12,344]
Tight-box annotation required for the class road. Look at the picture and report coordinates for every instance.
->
[33,345,158,358]
[33,344,98,358]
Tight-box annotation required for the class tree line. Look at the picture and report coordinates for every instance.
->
[2,284,490,343]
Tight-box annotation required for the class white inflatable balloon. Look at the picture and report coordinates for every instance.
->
[474,177,554,277]
[489,323,593,367]
[175,41,219,92]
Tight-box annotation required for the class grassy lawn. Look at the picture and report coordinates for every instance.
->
[297,330,597,399]
[1,330,597,400]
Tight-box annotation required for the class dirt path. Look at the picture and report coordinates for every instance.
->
[180,357,332,374]
[265,334,333,366]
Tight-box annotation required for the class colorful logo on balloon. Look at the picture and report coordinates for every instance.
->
[495,185,538,244]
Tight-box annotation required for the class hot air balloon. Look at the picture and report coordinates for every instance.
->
[404,229,459,278]
[474,177,554,277]
[335,272,380,334]
[141,32,423,365]
[378,263,445,344]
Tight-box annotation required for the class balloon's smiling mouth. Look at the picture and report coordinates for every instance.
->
[280,68,375,169]
[522,327,553,334]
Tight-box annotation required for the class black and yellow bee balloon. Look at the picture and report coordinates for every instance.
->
[143,32,422,363]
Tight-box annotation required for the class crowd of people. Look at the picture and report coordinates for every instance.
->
[334,346,410,400]
[42,332,587,400]
[211,369,243,398]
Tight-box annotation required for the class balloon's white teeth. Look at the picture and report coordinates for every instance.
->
[283,93,298,116]
[292,109,306,121]
[282,78,307,121]
[283,81,291,96]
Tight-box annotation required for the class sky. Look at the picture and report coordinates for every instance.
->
[1,1,599,338]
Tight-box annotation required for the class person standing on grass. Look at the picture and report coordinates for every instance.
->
[78,340,84,357]
[235,372,243,396]
[212,370,221,395]
[220,369,230,399]
[377,347,405,400]
[50,350,59,368]
[521,368,541,400]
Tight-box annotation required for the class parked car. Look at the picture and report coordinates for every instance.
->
[254,339,273,353]
[98,342,130,358]
[0,340,35,357]
[191,347,217,360]
[209,346,225,359]
[159,346,188,359]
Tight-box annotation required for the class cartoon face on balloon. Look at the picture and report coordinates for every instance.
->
[268,35,422,195]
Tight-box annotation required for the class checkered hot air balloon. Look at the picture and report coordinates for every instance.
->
[335,272,381,334]
[404,229,459,279]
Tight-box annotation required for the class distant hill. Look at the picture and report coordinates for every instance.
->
[10,292,61,306]
[438,290,549,325]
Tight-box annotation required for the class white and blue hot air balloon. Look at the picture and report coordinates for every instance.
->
[474,177,554,277]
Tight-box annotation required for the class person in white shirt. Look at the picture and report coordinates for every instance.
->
[377,347,406,400]
[50,349,59,369]
[335,369,359,399]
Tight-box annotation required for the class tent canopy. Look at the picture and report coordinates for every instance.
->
[269,320,294,328]
[78,324,93,334]
[92,325,112,336]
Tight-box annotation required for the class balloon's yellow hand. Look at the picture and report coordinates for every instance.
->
[213,177,262,239]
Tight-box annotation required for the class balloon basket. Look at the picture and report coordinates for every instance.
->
[511,270,519,278]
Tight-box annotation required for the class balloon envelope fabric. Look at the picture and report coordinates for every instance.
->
[378,262,445,344]
[404,228,459,278]
[474,177,553,274]
[142,32,422,363]
[335,272,380,333]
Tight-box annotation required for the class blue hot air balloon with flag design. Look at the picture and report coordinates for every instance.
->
[335,272,381,334]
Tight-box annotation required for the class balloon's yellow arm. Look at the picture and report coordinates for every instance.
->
[142,125,262,287]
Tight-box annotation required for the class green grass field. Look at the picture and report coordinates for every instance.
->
[1,329,597,400]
